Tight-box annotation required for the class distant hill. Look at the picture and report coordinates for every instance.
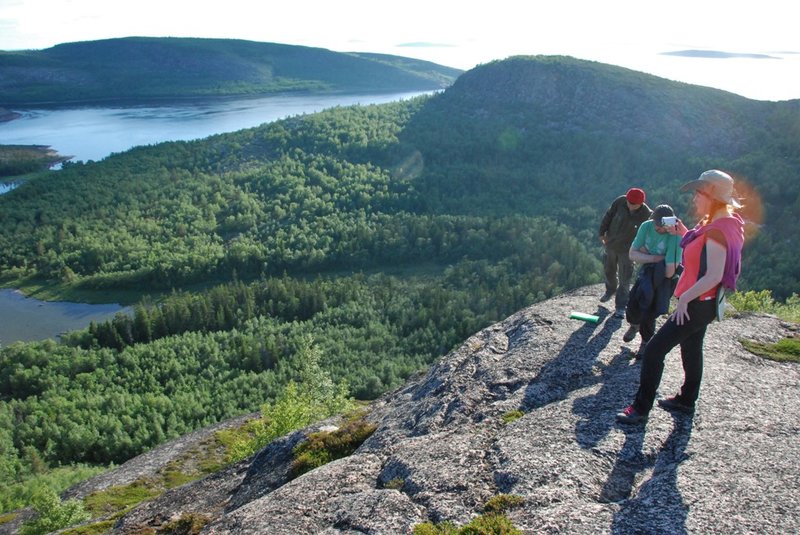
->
[0,37,462,106]
[398,56,799,296]
[1,56,799,521]
[1,56,798,298]
[2,54,798,297]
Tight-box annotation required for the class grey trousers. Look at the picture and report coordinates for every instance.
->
[603,248,634,310]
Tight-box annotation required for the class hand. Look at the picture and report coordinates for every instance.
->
[670,219,688,237]
[599,235,607,245]
[671,296,690,325]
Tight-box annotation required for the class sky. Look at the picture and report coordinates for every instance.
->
[1,0,799,101]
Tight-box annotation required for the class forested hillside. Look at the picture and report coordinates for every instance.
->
[0,37,461,106]
[400,56,799,297]
[1,55,798,514]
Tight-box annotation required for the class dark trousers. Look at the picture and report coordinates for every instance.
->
[638,310,657,343]
[633,299,717,413]
[625,285,657,343]
[603,248,634,309]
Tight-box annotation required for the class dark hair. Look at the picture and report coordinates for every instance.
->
[651,204,675,226]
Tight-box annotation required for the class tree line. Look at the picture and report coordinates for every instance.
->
[1,59,798,513]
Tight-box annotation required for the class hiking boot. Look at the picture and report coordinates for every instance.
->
[657,396,695,414]
[613,308,625,319]
[616,405,648,424]
[635,341,647,360]
[600,290,614,302]
[622,324,639,342]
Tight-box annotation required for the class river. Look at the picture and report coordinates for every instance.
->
[0,90,430,343]
[0,91,430,163]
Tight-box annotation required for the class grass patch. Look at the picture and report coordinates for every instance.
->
[413,495,524,534]
[0,512,18,525]
[413,520,458,534]
[61,518,116,535]
[290,410,377,479]
[215,417,270,465]
[78,428,239,519]
[83,479,160,517]
[413,514,522,535]
[156,512,211,534]
[384,478,405,490]
[161,469,199,490]
[176,432,236,477]
[741,336,800,363]
[501,410,524,424]
[483,494,524,514]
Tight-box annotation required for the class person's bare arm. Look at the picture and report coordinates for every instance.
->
[629,246,664,264]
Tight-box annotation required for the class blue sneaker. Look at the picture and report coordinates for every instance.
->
[616,405,648,424]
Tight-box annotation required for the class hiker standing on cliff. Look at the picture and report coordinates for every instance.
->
[599,188,652,317]
[617,170,745,424]
[622,204,683,357]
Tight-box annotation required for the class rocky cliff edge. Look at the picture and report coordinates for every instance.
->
[43,285,800,534]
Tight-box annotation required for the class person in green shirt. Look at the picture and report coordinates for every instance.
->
[622,204,683,356]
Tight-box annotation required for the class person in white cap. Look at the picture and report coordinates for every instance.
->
[617,170,745,424]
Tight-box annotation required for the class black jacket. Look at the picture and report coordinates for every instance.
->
[626,261,675,324]
[599,196,652,253]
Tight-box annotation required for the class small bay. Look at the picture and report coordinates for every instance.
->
[0,289,128,344]
[0,182,19,195]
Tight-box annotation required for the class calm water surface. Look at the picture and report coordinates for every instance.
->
[0,91,430,163]
[0,289,128,344]
[0,182,19,194]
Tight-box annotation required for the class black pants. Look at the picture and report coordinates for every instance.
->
[625,286,658,343]
[638,309,657,343]
[603,248,634,309]
[633,299,717,414]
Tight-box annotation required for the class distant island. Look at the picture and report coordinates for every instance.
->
[661,49,780,60]
[0,37,463,107]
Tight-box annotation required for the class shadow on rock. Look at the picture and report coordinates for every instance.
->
[520,306,621,411]
[611,412,693,534]
[572,349,640,451]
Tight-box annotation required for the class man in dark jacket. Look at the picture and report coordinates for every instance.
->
[598,188,652,316]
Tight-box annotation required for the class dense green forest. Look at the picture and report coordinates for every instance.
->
[1,55,798,513]
[0,37,461,106]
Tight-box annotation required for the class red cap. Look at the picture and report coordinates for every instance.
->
[626,188,645,204]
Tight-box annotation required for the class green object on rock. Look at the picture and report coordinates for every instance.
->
[570,311,600,323]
